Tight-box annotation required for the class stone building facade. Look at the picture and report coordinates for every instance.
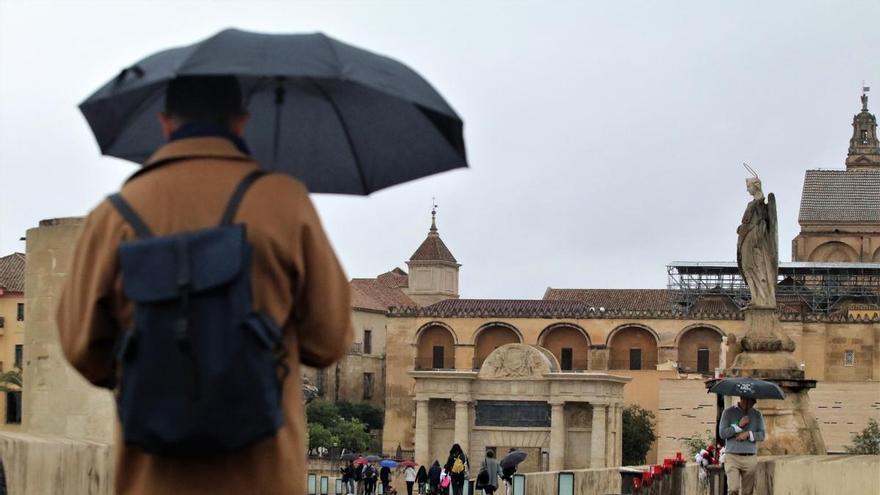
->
[0,252,26,428]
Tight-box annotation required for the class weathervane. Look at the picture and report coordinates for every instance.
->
[430,197,438,233]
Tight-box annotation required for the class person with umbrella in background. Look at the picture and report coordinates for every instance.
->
[711,378,778,495]
[380,462,392,494]
[60,28,467,495]
[363,462,378,495]
[477,450,501,495]
[341,460,356,495]
[355,458,366,495]
[499,449,525,495]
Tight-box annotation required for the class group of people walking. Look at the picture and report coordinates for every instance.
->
[341,444,518,495]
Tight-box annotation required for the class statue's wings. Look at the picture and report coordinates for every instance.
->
[768,193,778,275]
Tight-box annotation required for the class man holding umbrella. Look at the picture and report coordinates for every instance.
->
[718,396,767,495]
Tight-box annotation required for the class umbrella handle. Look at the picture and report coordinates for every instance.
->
[115,65,144,87]
[272,77,286,166]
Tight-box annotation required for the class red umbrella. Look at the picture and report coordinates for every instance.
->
[399,461,418,468]
[353,457,368,465]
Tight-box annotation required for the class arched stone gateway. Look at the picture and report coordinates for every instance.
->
[409,344,629,474]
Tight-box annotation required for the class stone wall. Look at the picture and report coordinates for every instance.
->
[0,432,113,495]
[23,218,116,444]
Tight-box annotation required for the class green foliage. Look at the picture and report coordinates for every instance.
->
[845,418,880,455]
[622,405,657,466]
[306,400,380,453]
[336,400,384,430]
[308,422,338,451]
[307,400,341,429]
[0,368,22,393]
[680,430,715,459]
[332,418,373,452]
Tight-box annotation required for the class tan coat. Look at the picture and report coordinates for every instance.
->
[56,137,353,495]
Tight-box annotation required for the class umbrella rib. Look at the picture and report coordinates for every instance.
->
[311,79,370,194]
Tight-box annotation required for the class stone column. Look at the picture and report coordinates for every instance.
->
[549,401,566,471]
[415,399,430,466]
[453,398,470,451]
[590,403,607,468]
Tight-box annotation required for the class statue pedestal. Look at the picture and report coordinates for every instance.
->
[725,308,827,455]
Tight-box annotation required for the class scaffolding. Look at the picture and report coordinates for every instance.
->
[667,261,880,314]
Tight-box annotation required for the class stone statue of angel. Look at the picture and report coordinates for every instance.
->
[736,164,778,309]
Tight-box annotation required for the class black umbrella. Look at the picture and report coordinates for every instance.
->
[80,28,467,195]
[708,377,785,400]
[499,450,527,470]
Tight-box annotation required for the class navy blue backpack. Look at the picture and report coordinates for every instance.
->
[108,169,285,457]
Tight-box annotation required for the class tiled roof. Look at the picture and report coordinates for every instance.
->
[409,234,457,263]
[543,288,675,311]
[418,299,592,317]
[350,278,416,312]
[798,169,880,223]
[377,268,409,289]
[0,253,25,293]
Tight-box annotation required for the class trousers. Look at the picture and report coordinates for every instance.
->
[724,454,757,495]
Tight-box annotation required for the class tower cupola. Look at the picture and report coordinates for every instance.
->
[404,204,460,305]
[846,88,880,170]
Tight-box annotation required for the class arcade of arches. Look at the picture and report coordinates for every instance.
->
[413,322,724,374]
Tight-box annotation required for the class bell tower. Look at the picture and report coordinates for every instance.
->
[845,88,880,170]
[404,203,460,306]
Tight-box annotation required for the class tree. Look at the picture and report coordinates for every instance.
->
[845,418,880,455]
[308,422,338,452]
[622,405,656,466]
[332,417,373,452]
[336,400,384,430]
[0,368,22,393]
[307,400,341,429]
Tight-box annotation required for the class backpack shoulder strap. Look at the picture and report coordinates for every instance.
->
[219,169,268,226]
[108,193,154,238]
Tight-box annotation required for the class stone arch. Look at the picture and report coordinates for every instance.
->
[808,241,860,262]
[473,322,523,369]
[873,246,880,262]
[675,324,724,375]
[537,323,591,371]
[607,323,659,370]
[415,322,457,370]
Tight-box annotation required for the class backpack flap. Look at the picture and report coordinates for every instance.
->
[120,225,246,303]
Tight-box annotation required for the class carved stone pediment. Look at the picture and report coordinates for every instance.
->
[478,344,557,379]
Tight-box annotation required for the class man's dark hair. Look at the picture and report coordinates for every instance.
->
[486,450,495,458]
[164,76,245,126]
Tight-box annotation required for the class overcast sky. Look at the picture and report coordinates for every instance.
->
[1,1,878,299]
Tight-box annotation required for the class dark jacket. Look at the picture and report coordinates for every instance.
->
[444,453,468,481]
[355,465,364,481]
[428,464,442,485]
[341,465,354,482]
[416,466,428,483]
[380,466,391,483]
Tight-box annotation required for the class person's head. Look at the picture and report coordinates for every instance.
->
[160,76,248,138]
[433,460,440,466]
[486,450,495,459]
[508,448,516,453]
[450,443,462,456]
[739,397,757,411]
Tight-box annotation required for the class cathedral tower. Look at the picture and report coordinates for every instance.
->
[845,89,880,170]
[404,206,460,306]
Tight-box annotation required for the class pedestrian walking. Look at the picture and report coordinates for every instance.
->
[56,75,353,495]
[356,462,365,495]
[427,461,442,495]
[443,444,469,495]
[719,397,766,495]
[404,464,417,495]
[364,463,378,495]
[478,451,501,495]
[416,465,428,495]
[342,461,356,495]
[380,464,392,495]
[500,449,519,495]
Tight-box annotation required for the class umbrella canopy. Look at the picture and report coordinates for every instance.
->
[708,377,785,400]
[353,457,368,465]
[80,28,467,195]
[380,459,398,469]
[499,450,528,470]
[399,461,418,468]
[341,452,360,461]
[365,455,382,462]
